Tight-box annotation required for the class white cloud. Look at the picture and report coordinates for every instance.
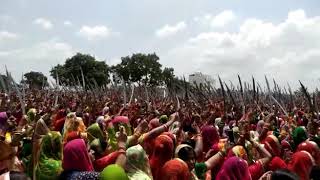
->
[0,15,16,25]
[162,9,320,89]
[0,31,18,40]
[33,18,53,30]
[155,21,187,38]
[63,21,72,26]
[78,25,112,41]
[211,10,235,27]
[195,10,235,28]
[0,39,74,81]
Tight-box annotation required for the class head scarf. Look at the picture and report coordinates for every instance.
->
[150,135,174,180]
[227,145,248,161]
[112,116,132,136]
[297,141,320,165]
[201,125,219,153]
[36,131,62,180]
[174,144,193,159]
[263,135,281,157]
[292,127,307,148]
[268,156,287,171]
[102,107,109,116]
[63,114,86,143]
[126,144,152,180]
[62,139,93,171]
[256,120,264,135]
[162,132,176,147]
[288,151,315,180]
[64,131,80,143]
[112,116,129,124]
[159,158,190,180]
[27,108,37,123]
[96,116,105,127]
[87,123,104,142]
[99,164,129,180]
[159,115,168,124]
[216,157,251,180]
[148,118,160,130]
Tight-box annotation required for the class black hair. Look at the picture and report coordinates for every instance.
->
[177,145,196,162]
[271,169,299,180]
[310,166,320,180]
[9,171,29,180]
[181,139,195,149]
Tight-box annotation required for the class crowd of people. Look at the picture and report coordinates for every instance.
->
[0,88,320,180]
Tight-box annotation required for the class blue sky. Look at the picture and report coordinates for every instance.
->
[1,0,320,89]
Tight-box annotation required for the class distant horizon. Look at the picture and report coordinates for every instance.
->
[1,0,320,90]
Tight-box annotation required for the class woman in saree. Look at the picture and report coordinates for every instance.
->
[62,113,86,144]
[216,157,251,180]
[149,134,174,180]
[292,127,308,150]
[296,140,320,165]
[288,151,315,180]
[159,158,190,180]
[35,131,62,180]
[60,138,100,180]
[31,112,51,179]
[125,144,152,180]
[201,125,219,154]
[86,123,107,158]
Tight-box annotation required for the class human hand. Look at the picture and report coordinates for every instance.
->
[116,126,127,148]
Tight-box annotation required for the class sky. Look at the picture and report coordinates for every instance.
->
[1,0,320,89]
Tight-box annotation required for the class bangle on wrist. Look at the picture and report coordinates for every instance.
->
[118,149,126,154]
[194,134,202,139]
[118,146,126,151]
[218,151,226,157]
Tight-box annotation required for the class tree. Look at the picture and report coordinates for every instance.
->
[50,53,110,88]
[162,67,175,87]
[112,53,164,86]
[23,71,48,89]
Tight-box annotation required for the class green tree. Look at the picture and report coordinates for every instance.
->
[112,53,164,86]
[50,53,110,88]
[162,67,175,87]
[23,71,48,89]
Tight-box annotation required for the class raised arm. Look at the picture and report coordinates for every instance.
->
[192,123,203,158]
[141,112,179,142]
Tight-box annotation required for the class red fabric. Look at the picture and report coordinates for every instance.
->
[297,141,320,165]
[65,131,80,143]
[162,132,176,145]
[268,156,287,171]
[111,116,129,124]
[55,109,65,120]
[149,118,160,130]
[281,140,292,150]
[94,151,121,172]
[62,139,94,171]
[150,135,174,180]
[248,162,263,180]
[216,157,251,180]
[263,135,281,156]
[201,125,219,153]
[288,151,315,180]
[53,117,65,131]
[159,159,190,180]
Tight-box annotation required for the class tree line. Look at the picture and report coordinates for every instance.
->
[2,52,178,90]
